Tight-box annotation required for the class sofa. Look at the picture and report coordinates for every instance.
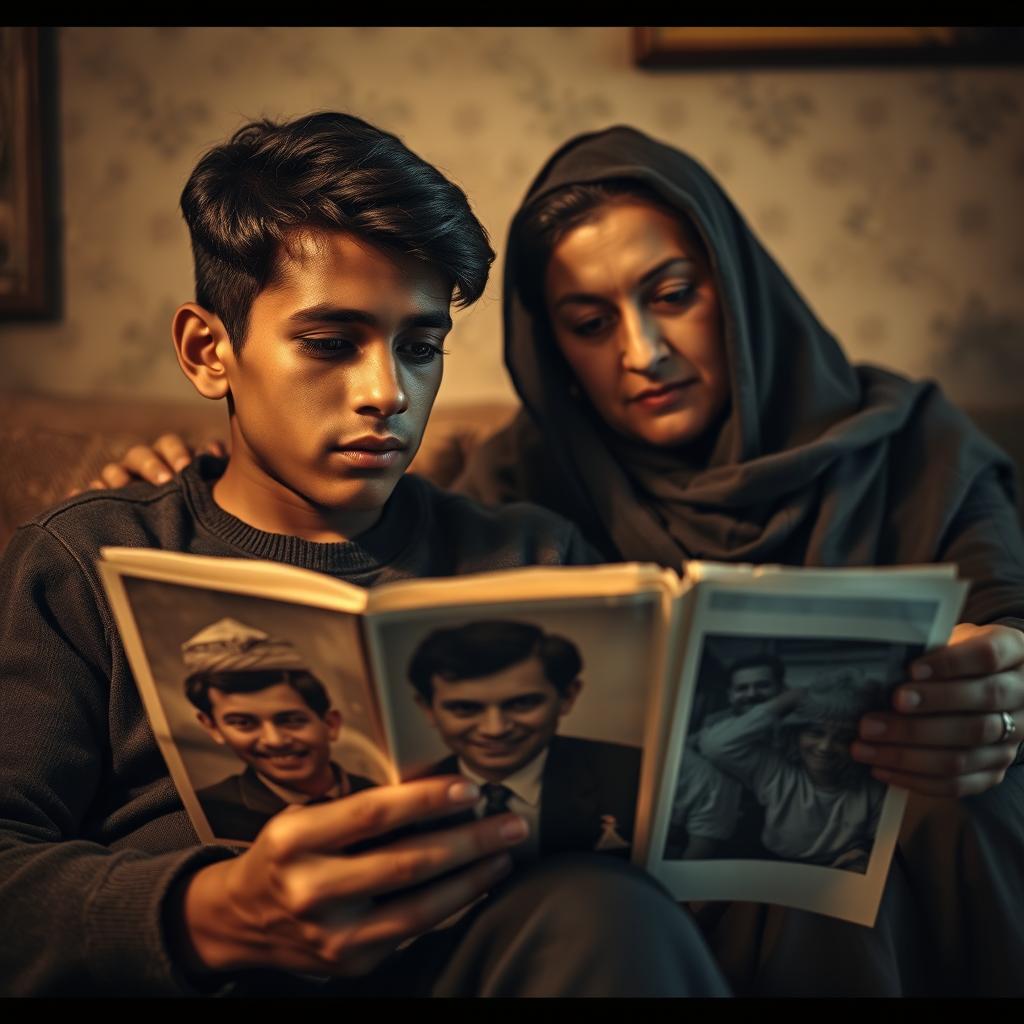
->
[2,390,1021,555]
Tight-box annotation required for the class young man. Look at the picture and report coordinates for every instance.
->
[408,620,641,857]
[182,618,377,843]
[0,113,727,996]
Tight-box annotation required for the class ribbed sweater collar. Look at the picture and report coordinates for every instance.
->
[180,455,420,577]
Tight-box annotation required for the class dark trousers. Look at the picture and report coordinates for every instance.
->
[238,853,730,997]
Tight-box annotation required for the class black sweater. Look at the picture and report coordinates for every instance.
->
[0,458,598,996]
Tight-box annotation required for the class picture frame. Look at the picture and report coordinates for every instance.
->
[0,26,59,319]
[633,27,1024,69]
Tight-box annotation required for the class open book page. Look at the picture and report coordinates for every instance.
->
[98,547,372,614]
[99,552,391,848]
[359,570,675,864]
[643,566,967,926]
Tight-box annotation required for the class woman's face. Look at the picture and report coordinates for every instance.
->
[544,200,728,448]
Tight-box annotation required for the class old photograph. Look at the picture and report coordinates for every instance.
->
[367,595,663,861]
[662,635,924,872]
[119,577,390,844]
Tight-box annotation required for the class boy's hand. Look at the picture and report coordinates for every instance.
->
[851,623,1024,797]
[66,434,223,495]
[177,776,525,978]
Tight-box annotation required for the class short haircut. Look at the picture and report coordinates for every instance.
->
[407,620,582,701]
[514,178,703,317]
[185,669,331,718]
[180,111,495,351]
[726,654,785,688]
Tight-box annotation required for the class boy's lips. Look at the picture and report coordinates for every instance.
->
[330,435,409,469]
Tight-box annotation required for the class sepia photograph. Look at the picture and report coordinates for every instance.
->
[367,595,662,860]
[119,577,390,844]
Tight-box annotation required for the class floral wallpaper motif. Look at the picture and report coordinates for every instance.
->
[1,27,1022,414]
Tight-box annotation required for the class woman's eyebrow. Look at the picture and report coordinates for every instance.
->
[553,257,696,308]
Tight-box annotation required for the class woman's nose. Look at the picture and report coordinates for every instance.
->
[620,307,668,374]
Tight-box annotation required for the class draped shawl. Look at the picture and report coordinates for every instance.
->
[458,125,1016,570]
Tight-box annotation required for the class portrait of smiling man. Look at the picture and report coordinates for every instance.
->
[181,617,376,844]
[408,620,643,859]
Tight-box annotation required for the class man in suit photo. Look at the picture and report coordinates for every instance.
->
[407,620,641,858]
[182,617,376,842]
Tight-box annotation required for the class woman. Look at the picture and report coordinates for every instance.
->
[94,125,1024,995]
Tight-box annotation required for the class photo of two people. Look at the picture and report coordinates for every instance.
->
[663,635,924,873]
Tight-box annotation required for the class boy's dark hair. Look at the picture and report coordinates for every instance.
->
[180,111,495,351]
[407,620,582,701]
[185,668,331,718]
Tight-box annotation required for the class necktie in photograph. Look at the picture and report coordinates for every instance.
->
[480,782,513,817]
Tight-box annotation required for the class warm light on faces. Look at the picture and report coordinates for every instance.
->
[194,229,453,539]
[419,656,582,784]
[544,201,729,448]
[198,682,342,795]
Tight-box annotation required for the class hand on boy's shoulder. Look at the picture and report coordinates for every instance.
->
[64,435,227,498]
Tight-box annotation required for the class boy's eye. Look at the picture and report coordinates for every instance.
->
[399,339,446,365]
[296,336,358,358]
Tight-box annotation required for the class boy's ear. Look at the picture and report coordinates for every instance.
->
[172,303,234,400]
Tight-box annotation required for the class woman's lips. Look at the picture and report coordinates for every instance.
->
[629,380,696,412]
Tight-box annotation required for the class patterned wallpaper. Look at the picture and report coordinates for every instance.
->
[1,27,1022,410]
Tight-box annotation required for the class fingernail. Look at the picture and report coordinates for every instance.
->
[155,471,172,484]
[861,718,887,738]
[500,816,529,843]
[852,742,877,761]
[910,663,933,681]
[448,780,479,804]
[897,689,922,710]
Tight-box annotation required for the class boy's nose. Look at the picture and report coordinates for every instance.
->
[353,346,409,418]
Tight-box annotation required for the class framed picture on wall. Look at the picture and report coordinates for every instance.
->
[0,26,59,318]
[634,27,1024,68]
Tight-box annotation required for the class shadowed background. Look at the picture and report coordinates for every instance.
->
[0,27,1021,409]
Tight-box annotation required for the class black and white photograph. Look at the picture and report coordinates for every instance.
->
[645,575,966,926]
[662,635,923,872]
[366,595,662,862]
[117,577,390,845]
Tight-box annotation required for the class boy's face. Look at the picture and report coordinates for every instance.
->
[221,229,453,515]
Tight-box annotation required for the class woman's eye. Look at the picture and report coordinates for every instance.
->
[572,315,611,338]
[399,340,446,365]
[296,336,358,358]
[653,284,695,306]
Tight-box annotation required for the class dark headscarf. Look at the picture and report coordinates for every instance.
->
[457,125,1016,570]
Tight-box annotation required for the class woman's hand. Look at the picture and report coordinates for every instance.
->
[175,775,526,979]
[851,623,1024,797]
[67,433,224,495]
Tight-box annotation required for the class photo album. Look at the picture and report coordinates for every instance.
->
[98,548,966,926]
